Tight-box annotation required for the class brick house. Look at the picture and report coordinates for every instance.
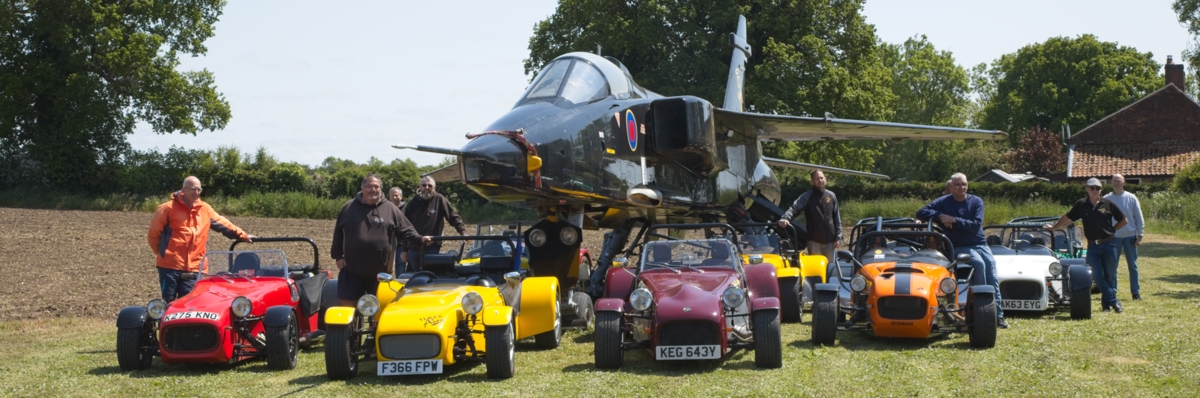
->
[1066,56,1200,184]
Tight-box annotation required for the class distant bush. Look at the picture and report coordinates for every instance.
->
[1171,159,1200,193]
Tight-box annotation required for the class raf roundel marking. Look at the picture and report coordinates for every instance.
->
[626,110,638,151]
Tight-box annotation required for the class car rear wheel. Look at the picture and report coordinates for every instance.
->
[116,322,154,370]
[812,287,837,346]
[534,299,562,349]
[568,291,594,330]
[969,291,997,348]
[485,321,515,379]
[595,311,624,369]
[324,318,360,380]
[752,309,782,368]
[779,277,802,323]
[1070,286,1092,320]
[266,312,299,370]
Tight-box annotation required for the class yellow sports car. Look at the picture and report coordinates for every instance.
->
[323,236,560,380]
[733,223,827,323]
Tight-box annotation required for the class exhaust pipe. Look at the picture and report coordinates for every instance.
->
[627,185,662,207]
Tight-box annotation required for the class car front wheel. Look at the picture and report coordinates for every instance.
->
[969,291,998,348]
[594,311,624,369]
[324,318,361,380]
[812,286,838,346]
[752,309,782,368]
[1070,286,1092,320]
[266,312,299,370]
[485,321,515,379]
[116,322,154,370]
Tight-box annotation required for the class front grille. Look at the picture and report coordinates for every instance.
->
[378,334,441,360]
[877,296,928,320]
[1001,280,1044,300]
[163,325,219,352]
[658,321,721,346]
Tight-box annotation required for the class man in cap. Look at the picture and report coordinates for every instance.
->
[1044,177,1128,312]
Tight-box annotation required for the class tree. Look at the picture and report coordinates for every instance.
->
[525,0,894,178]
[1003,126,1066,177]
[0,1,231,189]
[976,35,1162,143]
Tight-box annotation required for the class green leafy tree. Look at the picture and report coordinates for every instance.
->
[0,0,231,189]
[977,35,1162,143]
[1003,126,1067,177]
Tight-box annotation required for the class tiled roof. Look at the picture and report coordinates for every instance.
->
[1069,143,1200,177]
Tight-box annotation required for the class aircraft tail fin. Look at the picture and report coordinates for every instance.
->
[722,15,752,112]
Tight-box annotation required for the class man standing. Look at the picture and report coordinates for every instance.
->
[778,170,842,265]
[332,174,430,306]
[1104,174,1145,300]
[388,186,408,270]
[403,176,468,271]
[1046,178,1128,312]
[147,176,256,302]
[916,173,1008,328]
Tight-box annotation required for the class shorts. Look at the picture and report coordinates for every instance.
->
[337,269,380,301]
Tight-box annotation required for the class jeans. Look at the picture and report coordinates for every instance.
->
[1087,240,1120,307]
[806,241,836,266]
[955,244,1003,318]
[1115,236,1140,295]
[157,267,197,303]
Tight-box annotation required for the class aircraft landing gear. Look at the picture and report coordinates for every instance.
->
[588,218,647,300]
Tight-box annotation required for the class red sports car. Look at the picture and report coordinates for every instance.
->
[116,237,336,370]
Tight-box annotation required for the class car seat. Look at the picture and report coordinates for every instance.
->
[649,242,672,264]
[231,252,261,275]
[986,235,1003,246]
[699,241,731,267]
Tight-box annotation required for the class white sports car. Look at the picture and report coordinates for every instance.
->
[986,217,1091,319]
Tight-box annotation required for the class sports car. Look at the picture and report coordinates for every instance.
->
[985,220,1091,319]
[811,219,997,348]
[594,223,782,369]
[116,237,335,370]
[730,222,827,323]
[323,236,560,380]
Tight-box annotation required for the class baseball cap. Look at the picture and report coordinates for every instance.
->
[1085,177,1102,187]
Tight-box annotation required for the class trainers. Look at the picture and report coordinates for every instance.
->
[1132,293,1142,300]
[1113,302,1124,313]
[997,318,1009,329]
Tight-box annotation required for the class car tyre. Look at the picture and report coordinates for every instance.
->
[752,309,782,368]
[535,299,562,349]
[779,277,802,323]
[812,287,837,346]
[485,321,515,379]
[266,312,299,370]
[1070,286,1092,320]
[317,278,338,331]
[595,311,624,369]
[116,322,154,370]
[324,318,360,380]
[969,290,997,348]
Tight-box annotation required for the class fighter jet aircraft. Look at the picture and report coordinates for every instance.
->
[396,15,1006,300]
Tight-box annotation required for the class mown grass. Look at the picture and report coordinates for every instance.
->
[3,234,1199,396]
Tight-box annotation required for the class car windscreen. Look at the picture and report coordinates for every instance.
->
[641,239,740,271]
[202,249,290,278]
[738,234,780,255]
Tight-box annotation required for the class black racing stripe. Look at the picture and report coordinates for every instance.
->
[894,262,911,295]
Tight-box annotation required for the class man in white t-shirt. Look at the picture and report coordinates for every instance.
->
[1103,174,1145,301]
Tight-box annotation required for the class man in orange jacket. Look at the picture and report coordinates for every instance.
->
[147,176,256,302]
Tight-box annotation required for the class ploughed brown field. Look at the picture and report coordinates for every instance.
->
[0,207,606,322]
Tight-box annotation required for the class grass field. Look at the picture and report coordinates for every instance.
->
[2,234,1198,397]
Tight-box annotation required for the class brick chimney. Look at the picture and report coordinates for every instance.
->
[1166,55,1185,89]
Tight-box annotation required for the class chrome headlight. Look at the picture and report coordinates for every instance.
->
[748,255,763,264]
[146,299,167,320]
[939,278,957,295]
[462,292,484,315]
[528,229,547,247]
[357,294,380,317]
[630,288,654,311]
[850,275,868,292]
[560,228,579,245]
[722,286,745,309]
[231,296,252,318]
[1049,262,1063,277]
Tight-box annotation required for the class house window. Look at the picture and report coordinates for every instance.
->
[1126,178,1141,184]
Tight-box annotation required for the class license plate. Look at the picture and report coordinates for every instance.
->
[162,311,219,322]
[655,345,721,360]
[377,360,443,375]
[1001,299,1044,310]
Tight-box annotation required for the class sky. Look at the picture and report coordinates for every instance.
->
[127,0,1195,168]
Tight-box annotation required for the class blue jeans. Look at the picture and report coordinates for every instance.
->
[1088,241,1120,307]
[157,267,197,303]
[955,244,1003,318]
[1115,236,1140,295]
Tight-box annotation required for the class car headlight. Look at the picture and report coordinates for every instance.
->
[146,298,167,320]
[357,294,380,317]
[528,229,547,247]
[939,278,957,295]
[630,288,654,311]
[231,296,252,318]
[722,286,745,309]
[462,292,484,315]
[560,228,578,245]
[748,255,763,264]
[1049,262,1063,277]
[850,275,867,292]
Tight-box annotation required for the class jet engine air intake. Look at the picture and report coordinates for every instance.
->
[650,96,723,175]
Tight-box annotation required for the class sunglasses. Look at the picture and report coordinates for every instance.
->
[420,183,432,187]
[186,187,203,193]
[1086,186,1100,190]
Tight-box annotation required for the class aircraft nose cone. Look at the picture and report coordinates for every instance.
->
[460,133,529,185]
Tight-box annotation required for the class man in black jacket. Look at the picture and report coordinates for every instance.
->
[777,170,842,264]
[403,176,469,271]
[332,174,430,306]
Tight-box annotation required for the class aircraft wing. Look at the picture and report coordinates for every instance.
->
[714,109,1007,142]
[422,162,462,183]
[763,157,889,179]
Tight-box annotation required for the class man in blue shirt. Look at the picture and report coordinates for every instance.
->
[916,173,1007,328]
